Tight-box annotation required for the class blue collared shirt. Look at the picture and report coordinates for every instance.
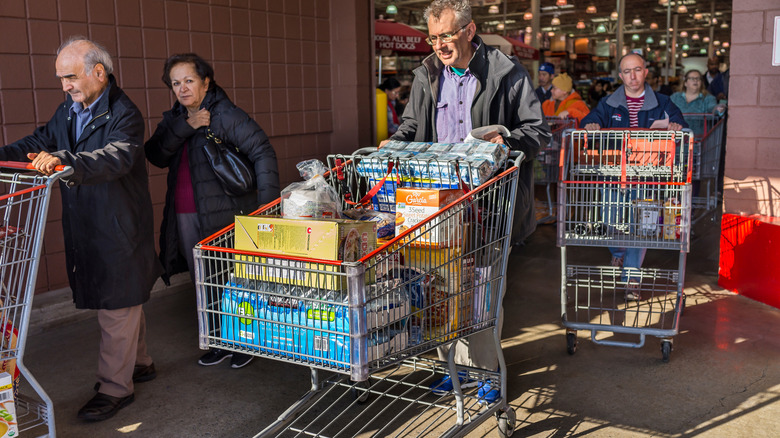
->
[70,88,108,140]
[435,65,478,143]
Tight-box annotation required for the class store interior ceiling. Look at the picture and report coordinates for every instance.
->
[375,1,734,56]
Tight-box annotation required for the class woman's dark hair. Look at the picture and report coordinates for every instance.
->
[162,53,215,89]
[379,77,401,91]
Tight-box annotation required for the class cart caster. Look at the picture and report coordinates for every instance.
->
[496,407,516,437]
[566,331,577,355]
[661,340,672,363]
[352,380,370,404]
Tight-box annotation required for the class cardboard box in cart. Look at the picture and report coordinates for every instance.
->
[395,188,462,247]
[233,216,377,289]
[0,373,17,438]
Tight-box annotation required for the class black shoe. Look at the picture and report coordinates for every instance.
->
[230,352,254,369]
[77,392,134,422]
[198,348,232,366]
[133,363,157,383]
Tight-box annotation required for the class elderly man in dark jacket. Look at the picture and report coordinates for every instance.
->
[385,0,549,405]
[0,37,161,421]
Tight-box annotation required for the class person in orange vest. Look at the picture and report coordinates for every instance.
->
[542,73,590,126]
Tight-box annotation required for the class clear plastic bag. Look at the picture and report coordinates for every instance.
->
[281,160,342,219]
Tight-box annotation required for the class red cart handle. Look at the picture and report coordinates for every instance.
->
[0,161,68,172]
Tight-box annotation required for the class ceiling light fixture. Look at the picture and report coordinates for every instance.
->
[551,16,561,26]
[680,31,688,37]
[497,23,505,30]
[677,5,688,14]
[586,5,597,14]
[524,11,533,21]
[385,4,397,14]
[722,42,730,48]
[556,0,568,6]
[610,11,618,20]
[646,36,654,44]
[632,34,640,41]
[488,5,499,14]
[692,33,700,40]
[650,22,658,30]
[693,13,703,20]
[576,21,586,30]
[596,23,607,33]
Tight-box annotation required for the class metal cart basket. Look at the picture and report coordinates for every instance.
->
[194,151,521,437]
[556,130,693,362]
[0,162,72,437]
[682,113,726,222]
[535,117,577,223]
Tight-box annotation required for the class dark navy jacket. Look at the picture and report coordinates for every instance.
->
[581,84,688,129]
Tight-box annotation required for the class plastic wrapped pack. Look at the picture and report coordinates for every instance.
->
[281,160,342,219]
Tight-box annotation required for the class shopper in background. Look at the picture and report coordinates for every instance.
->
[145,53,279,369]
[395,84,411,118]
[581,53,687,301]
[671,69,726,135]
[0,36,161,421]
[703,55,721,90]
[383,0,549,404]
[378,77,402,135]
[708,68,729,102]
[542,73,590,125]
[646,70,673,96]
[588,80,607,108]
[535,62,555,103]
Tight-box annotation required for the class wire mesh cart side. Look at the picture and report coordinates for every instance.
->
[535,117,577,224]
[682,113,726,223]
[194,153,521,437]
[0,162,73,437]
[555,130,693,362]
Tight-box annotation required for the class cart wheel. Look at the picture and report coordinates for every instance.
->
[352,380,370,404]
[566,332,577,355]
[496,407,516,437]
[661,340,672,363]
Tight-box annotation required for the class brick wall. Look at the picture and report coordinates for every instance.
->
[0,0,373,293]
[724,2,780,216]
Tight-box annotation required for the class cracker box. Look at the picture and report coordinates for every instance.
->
[0,372,17,438]
[234,216,377,289]
[395,188,462,247]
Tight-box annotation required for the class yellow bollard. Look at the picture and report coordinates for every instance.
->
[376,89,388,145]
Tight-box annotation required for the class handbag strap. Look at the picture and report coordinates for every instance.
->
[206,128,241,154]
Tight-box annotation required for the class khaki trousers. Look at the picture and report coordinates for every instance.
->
[96,305,152,397]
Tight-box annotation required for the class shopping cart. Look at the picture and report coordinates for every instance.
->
[194,150,522,437]
[535,117,577,223]
[0,162,72,437]
[556,129,693,362]
[682,113,726,222]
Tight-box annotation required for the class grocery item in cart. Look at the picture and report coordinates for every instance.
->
[0,373,17,438]
[663,198,683,240]
[342,207,395,239]
[234,216,376,261]
[633,199,662,238]
[281,160,342,219]
[395,188,462,247]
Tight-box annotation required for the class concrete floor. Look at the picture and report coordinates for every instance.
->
[19,216,780,437]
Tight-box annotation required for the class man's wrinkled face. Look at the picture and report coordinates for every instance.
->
[618,55,648,96]
[427,9,474,69]
[56,44,107,108]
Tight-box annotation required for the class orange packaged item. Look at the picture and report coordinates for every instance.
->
[394,188,462,248]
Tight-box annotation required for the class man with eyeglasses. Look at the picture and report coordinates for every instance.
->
[581,53,687,301]
[384,0,549,405]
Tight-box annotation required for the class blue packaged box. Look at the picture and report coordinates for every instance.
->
[220,279,266,352]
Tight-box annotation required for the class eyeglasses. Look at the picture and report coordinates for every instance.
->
[686,77,702,82]
[620,66,644,76]
[425,23,469,45]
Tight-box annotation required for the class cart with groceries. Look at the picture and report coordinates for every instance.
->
[0,162,73,437]
[556,129,693,362]
[681,113,726,223]
[535,116,578,223]
[194,140,522,437]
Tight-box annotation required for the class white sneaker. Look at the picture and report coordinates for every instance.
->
[624,281,641,301]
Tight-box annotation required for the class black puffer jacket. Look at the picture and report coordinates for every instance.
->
[0,76,161,309]
[145,83,279,284]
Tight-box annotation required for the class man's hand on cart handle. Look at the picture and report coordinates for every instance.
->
[584,123,601,130]
[378,139,391,149]
[27,152,63,176]
[668,122,683,131]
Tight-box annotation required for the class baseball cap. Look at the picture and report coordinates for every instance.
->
[539,62,555,74]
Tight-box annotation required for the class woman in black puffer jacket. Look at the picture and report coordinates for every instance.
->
[145,53,279,369]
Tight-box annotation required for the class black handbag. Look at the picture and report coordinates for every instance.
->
[202,129,256,196]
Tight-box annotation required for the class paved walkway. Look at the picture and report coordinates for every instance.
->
[20,216,780,437]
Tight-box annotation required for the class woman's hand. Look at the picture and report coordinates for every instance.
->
[187,108,211,129]
[558,110,569,119]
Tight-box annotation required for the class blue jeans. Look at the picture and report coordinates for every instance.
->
[602,187,648,283]
[609,247,647,283]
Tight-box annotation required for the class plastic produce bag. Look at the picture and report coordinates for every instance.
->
[281,159,342,219]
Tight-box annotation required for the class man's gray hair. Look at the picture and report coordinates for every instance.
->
[57,36,114,75]
[423,0,472,26]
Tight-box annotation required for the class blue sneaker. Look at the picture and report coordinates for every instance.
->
[429,371,478,396]
[477,380,500,404]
